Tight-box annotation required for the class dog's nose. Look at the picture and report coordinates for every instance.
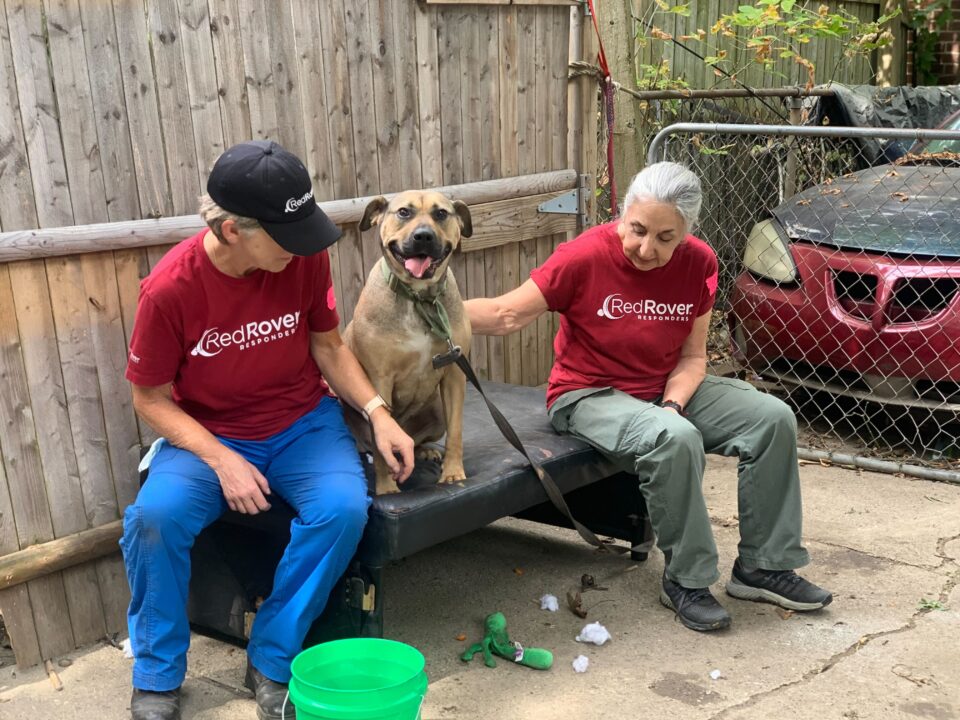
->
[412,228,436,244]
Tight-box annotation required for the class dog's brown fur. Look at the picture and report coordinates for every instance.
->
[344,191,472,494]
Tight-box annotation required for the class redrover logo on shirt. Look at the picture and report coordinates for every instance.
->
[191,311,301,357]
[596,293,695,322]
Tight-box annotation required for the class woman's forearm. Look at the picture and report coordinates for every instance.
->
[464,279,550,336]
[463,297,514,335]
[133,389,229,467]
[311,340,380,412]
[661,356,707,408]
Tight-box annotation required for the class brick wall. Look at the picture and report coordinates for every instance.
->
[932,0,960,84]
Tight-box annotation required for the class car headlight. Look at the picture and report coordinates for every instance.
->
[742,218,798,284]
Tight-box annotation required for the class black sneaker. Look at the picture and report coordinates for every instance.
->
[130,688,181,720]
[726,558,833,611]
[660,573,731,632]
[244,662,295,720]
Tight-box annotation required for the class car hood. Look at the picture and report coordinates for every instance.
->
[772,165,960,258]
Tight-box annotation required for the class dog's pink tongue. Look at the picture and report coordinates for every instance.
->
[404,256,433,278]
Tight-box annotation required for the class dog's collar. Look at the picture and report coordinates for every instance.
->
[379,258,452,341]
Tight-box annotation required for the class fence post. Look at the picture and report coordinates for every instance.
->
[784,96,803,199]
[567,3,584,199]
[596,0,642,208]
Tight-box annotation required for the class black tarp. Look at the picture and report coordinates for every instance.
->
[804,84,960,166]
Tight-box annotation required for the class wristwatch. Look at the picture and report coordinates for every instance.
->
[659,399,684,415]
[361,394,390,421]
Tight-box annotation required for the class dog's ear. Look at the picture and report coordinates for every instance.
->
[359,196,389,231]
[452,200,472,238]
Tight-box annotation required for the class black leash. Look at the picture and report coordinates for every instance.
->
[446,346,653,556]
[382,258,653,557]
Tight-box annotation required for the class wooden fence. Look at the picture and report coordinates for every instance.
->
[0,0,595,667]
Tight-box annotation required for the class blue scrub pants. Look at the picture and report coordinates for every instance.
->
[120,397,370,691]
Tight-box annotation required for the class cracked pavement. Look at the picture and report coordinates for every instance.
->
[0,456,957,719]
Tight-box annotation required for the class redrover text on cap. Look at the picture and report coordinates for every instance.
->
[285,190,314,214]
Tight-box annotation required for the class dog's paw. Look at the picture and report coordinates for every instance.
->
[416,446,444,463]
[439,464,466,484]
[374,476,402,495]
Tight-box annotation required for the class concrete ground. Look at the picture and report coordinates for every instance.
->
[1,456,958,720]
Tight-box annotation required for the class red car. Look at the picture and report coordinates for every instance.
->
[728,152,960,415]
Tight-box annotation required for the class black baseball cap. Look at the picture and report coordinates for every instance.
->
[207,140,341,255]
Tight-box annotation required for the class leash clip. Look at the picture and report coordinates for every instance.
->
[432,341,462,369]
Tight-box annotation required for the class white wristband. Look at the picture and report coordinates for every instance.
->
[361,394,389,421]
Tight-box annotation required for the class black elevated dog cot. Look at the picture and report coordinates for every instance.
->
[177,383,651,645]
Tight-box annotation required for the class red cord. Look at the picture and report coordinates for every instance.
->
[586,0,610,78]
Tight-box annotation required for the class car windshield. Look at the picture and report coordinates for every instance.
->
[922,112,960,153]
[905,111,960,160]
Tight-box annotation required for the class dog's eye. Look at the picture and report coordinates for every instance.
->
[396,207,412,219]
[433,209,449,221]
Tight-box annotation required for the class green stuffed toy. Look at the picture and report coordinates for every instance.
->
[461,612,553,670]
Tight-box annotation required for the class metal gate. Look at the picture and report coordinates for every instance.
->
[648,123,960,482]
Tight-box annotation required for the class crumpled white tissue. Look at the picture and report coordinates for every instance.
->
[539,594,559,612]
[710,669,723,680]
[121,638,134,659]
[572,655,590,673]
[575,622,611,645]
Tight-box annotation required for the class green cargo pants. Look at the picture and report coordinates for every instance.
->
[548,375,810,588]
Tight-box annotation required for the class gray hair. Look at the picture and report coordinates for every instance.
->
[197,193,261,242]
[622,162,702,231]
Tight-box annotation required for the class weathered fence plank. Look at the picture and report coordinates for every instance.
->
[414,2,443,188]
[0,7,45,664]
[145,0,199,215]
[207,0,252,148]
[0,263,76,661]
[177,0,226,183]
[112,0,172,219]
[517,6,540,386]
[460,7,490,377]
[292,0,343,316]
[0,172,578,261]
[498,6,522,385]
[78,0,141,223]
[479,5,504,382]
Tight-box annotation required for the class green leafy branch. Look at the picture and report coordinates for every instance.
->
[635,0,900,91]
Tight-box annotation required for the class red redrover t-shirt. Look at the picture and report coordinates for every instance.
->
[531,221,718,408]
[125,231,339,439]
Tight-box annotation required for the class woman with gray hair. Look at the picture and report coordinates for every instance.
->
[466,161,831,633]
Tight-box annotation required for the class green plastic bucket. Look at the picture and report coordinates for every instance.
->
[287,638,427,720]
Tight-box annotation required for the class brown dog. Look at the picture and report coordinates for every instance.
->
[344,191,473,494]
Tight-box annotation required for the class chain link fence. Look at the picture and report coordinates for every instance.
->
[593,91,802,224]
[642,123,960,475]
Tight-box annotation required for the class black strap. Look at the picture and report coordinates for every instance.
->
[455,354,653,556]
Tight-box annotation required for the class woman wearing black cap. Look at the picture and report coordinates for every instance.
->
[120,141,414,720]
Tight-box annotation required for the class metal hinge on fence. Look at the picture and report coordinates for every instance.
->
[538,174,591,229]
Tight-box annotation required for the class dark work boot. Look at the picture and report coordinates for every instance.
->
[130,688,181,720]
[245,662,295,720]
[660,573,732,632]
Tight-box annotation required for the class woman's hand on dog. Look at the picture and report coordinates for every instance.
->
[370,409,415,483]
[210,447,272,514]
